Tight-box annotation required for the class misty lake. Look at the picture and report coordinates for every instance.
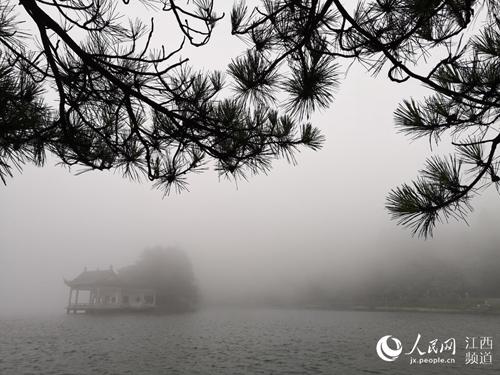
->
[1,308,499,375]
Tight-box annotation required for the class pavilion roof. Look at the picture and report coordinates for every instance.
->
[64,268,121,288]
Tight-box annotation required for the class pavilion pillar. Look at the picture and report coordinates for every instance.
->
[67,287,73,314]
[116,288,122,305]
[75,289,80,305]
[152,292,157,306]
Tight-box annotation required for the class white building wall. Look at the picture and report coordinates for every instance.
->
[121,288,156,307]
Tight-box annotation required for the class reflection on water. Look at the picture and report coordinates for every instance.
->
[1,308,499,374]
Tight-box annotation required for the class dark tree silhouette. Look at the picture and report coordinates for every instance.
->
[3,0,500,236]
[0,1,323,192]
[118,247,199,312]
[0,55,51,183]
[230,0,500,237]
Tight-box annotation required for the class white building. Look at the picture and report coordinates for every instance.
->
[64,267,156,313]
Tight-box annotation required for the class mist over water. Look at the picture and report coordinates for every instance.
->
[2,57,500,314]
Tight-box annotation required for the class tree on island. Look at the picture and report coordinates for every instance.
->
[119,247,199,311]
[1,0,500,236]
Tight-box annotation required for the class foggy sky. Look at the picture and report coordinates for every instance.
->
[1,1,500,315]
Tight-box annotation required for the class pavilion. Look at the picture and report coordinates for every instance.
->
[64,266,157,314]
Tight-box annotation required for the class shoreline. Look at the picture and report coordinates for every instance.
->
[297,304,500,315]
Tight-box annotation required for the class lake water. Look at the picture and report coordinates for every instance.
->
[1,308,499,374]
